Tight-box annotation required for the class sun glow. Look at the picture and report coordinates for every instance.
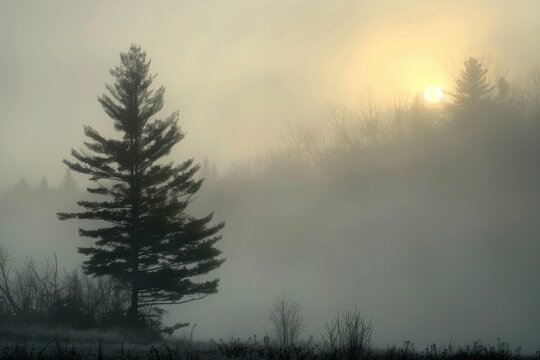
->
[424,85,444,104]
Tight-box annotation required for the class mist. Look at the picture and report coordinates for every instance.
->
[2,0,540,188]
[2,0,540,357]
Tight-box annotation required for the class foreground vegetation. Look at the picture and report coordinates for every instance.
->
[1,327,539,360]
[2,292,537,359]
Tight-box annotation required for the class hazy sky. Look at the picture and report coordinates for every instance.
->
[1,0,540,188]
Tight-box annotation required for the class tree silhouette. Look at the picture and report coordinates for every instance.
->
[38,177,49,192]
[59,169,77,191]
[268,293,304,351]
[58,45,225,324]
[450,57,493,115]
[495,77,511,104]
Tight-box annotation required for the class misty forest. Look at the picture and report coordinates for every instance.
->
[2,1,540,359]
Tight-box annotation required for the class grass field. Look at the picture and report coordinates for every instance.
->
[1,324,539,359]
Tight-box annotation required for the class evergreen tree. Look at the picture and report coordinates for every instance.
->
[38,177,49,192]
[59,170,77,191]
[58,45,225,323]
[15,178,29,191]
[202,157,211,177]
[37,177,51,199]
[449,57,494,114]
[201,157,218,184]
[495,77,511,104]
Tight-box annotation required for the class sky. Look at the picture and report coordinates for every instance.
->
[1,0,540,189]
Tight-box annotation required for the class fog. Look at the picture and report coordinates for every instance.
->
[2,0,540,354]
[2,0,540,187]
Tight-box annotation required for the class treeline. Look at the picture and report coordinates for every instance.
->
[224,59,540,182]
[189,58,540,349]
[208,59,540,267]
[210,57,540,258]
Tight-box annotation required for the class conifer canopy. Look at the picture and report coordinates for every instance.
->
[58,45,225,321]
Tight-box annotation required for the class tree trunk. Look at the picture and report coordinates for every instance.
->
[128,286,139,323]
[128,250,140,324]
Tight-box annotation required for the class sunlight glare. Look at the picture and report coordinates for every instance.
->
[424,85,444,104]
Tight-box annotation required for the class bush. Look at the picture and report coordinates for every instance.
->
[268,293,305,352]
[322,307,373,360]
[0,245,180,337]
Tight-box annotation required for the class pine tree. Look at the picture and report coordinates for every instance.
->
[59,170,77,191]
[449,57,494,114]
[494,77,514,110]
[38,177,49,192]
[58,45,225,324]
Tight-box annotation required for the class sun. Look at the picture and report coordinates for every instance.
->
[423,85,444,104]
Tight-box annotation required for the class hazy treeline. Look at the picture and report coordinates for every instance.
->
[226,63,540,179]
[190,60,540,348]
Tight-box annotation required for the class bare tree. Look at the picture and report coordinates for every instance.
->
[24,255,60,315]
[389,98,411,139]
[281,120,327,165]
[322,307,373,360]
[0,246,131,327]
[268,293,304,351]
[326,104,357,153]
[357,91,384,146]
[527,66,540,117]
[0,246,21,316]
